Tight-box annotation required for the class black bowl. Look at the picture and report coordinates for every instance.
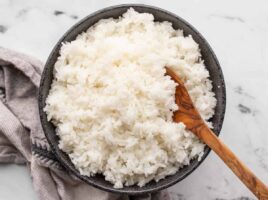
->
[39,4,226,195]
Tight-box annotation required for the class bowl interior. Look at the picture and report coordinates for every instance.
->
[39,4,226,195]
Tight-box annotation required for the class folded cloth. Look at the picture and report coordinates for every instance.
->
[0,47,170,200]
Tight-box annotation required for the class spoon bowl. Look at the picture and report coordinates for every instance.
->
[165,67,268,199]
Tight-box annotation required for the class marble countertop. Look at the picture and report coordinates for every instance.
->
[0,0,268,199]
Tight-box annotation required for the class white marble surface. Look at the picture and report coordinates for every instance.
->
[0,0,268,199]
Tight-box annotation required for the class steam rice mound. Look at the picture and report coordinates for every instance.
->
[45,8,216,188]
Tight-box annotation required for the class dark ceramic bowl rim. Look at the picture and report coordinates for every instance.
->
[39,4,226,195]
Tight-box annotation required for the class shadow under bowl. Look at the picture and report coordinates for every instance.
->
[39,4,226,195]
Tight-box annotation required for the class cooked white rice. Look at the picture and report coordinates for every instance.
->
[45,8,216,188]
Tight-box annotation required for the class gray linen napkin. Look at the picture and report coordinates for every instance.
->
[0,47,170,200]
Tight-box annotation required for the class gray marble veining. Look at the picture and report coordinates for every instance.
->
[0,0,267,199]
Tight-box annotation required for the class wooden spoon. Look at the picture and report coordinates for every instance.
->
[165,67,268,200]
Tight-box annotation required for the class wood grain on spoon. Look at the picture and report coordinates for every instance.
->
[165,67,268,200]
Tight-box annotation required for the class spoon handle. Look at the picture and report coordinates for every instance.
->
[197,125,268,200]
